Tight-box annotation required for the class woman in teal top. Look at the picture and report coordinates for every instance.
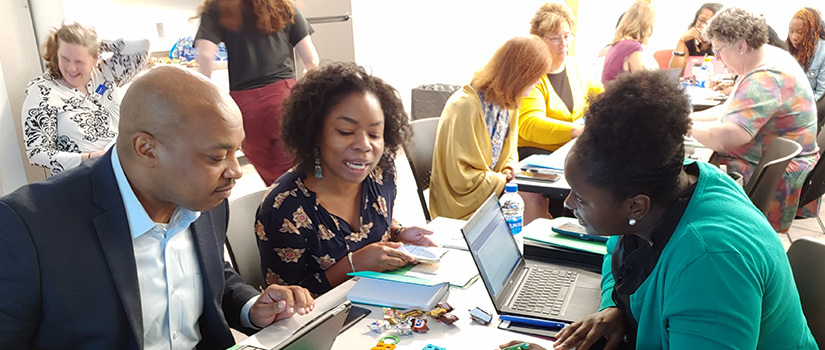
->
[501,70,816,350]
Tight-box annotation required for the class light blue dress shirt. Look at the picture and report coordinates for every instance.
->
[111,149,257,349]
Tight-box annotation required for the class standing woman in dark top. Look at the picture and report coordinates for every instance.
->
[194,0,319,185]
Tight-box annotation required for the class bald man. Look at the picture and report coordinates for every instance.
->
[0,66,314,349]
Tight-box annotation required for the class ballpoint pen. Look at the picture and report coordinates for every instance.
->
[498,315,567,329]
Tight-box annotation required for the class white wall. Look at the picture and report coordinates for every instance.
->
[61,0,201,54]
[350,0,819,113]
[0,60,29,195]
[351,0,550,112]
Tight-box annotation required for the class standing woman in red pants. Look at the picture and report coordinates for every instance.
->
[195,0,319,185]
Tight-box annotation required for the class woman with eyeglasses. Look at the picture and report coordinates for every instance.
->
[668,3,723,75]
[516,2,603,159]
[691,7,818,233]
[601,1,657,84]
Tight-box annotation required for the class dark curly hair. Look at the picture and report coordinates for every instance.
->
[280,62,410,173]
[703,7,768,51]
[572,70,692,205]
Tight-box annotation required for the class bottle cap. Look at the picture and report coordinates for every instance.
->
[505,183,518,193]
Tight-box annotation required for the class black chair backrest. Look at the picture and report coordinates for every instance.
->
[403,118,440,221]
[787,237,825,347]
[798,129,825,207]
[226,189,267,290]
[745,137,802,216]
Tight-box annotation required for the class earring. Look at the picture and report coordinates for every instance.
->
[314,148,323,178]
[628,218,637,226]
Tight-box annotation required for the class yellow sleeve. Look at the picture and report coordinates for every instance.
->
[430,88,507,219]
[517,78,577,146]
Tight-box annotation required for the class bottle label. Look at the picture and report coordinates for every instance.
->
[506,217,523,235]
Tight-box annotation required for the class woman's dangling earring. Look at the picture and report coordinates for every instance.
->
[628,218,637,226]
[314,148,323,178]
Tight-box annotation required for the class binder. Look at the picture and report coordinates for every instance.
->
[346,276,450,310]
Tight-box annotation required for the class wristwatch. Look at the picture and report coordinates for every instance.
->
[672,50,686,57]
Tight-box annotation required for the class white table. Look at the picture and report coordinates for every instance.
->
[237,219,558,349]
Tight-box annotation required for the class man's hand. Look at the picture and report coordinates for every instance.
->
[554,307,627,350]
[249,285,315,328]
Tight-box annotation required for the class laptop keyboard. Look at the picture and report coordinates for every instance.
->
[511,268,578,316]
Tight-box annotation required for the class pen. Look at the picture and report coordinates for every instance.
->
[521,168,562,175]
[498,315,568,329]
[500,342,530,350]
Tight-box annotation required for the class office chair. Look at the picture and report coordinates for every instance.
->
[795,129,825,234]
[787,237,825,347]
[652,49,672,70]
[403,118,440,221]
[226,188,267,291]
[744,137,802,217]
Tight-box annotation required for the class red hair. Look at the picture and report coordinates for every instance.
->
[788,7,825,70]
[471,36,551,110]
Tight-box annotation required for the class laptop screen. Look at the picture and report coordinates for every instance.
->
[463,195,521,298]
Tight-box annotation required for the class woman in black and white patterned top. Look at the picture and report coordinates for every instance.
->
[21,22,149,175]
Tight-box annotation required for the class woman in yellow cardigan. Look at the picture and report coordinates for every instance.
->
[430,36,552,222]
[518,2,603,158]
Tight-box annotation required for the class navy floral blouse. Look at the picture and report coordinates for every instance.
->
[256,160,397,295]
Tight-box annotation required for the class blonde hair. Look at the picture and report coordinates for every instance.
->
[611,2,655,45]
[42,22,99,80]
[530,2,575,36]
[471,36,551,110]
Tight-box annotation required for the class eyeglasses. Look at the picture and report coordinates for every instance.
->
[543,33,574,45]
[711,44,728,57]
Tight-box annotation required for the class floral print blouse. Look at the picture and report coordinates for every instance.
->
[256,161,397,295]
[717,60,818,233]
[21,39,149,175]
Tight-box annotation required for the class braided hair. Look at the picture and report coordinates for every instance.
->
[788,7,825,70]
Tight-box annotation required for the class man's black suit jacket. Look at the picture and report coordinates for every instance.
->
[0,151,260,349]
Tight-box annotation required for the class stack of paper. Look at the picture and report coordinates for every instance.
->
[521,218,607,256]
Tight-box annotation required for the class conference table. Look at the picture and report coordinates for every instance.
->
[512,137,715,199]
[237,219,558,349]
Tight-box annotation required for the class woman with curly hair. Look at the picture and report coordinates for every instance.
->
[21,22,149,175]
[601,1,657,84]
[691,7,818,233]
[506,70,816,350]
[195,0,319,186]
[429,36,551,222]
[787,7,825,128]
[255,62,435,296]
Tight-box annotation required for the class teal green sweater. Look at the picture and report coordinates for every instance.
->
[600,161,817,349]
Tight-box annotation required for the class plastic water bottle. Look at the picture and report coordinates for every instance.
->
[703,56,715,76]
[702,56,715,86]
[695,65,708,88]
[501,183,525,237]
